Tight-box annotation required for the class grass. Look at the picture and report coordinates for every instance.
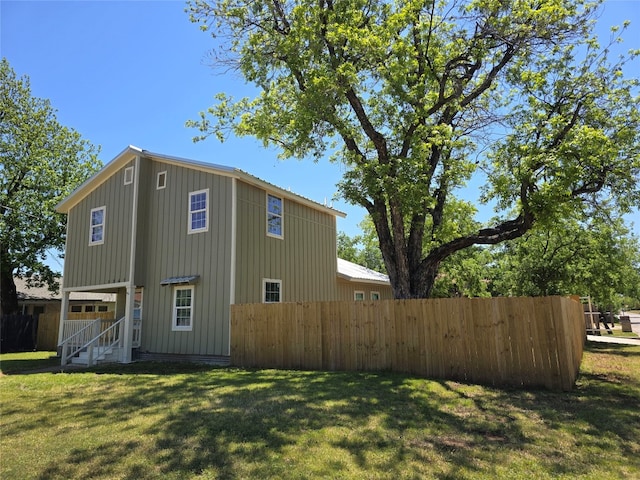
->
[1,344,639,480]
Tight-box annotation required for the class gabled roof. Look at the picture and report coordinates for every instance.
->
[56,145,346,217]
[14,277,116,303]
[337,258,390,285]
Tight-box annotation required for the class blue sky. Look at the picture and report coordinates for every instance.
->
[2,0,639,269]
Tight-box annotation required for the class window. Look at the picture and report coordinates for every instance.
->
[172,286,194,331]
[97,305,109,312]
[157,171,167,190]
[70,305,82,313]
[134,288,143,320]
[89,206,105,245]
[354,291,365,301]
[266,193,283,238]
[188,189,209,234]
[124,166,134,185]
[84,305,95,313]
[263,279,282,303]
[371,291,380,300]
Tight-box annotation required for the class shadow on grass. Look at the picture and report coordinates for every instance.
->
[0,355,61,375]
[5,344,638,479]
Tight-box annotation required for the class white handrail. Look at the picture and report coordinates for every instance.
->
[60,319,102,365]
[60,317,125,366]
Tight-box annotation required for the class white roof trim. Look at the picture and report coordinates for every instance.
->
[337,258,390,285]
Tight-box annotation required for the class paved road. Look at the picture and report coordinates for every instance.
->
[587,312,640,345]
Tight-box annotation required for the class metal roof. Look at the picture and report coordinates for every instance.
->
[57,145,346,218]
[160,275,200,286]
[337,258,390,285]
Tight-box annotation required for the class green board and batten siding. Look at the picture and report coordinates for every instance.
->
[64,161,135,289]
[136,158,234,356]
[234,181,339,304]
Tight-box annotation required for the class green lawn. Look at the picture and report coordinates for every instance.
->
[1,345,639,480]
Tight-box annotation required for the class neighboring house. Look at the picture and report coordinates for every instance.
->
[337,258,393,301]
[55,145,392,364]
[15,277,116,317]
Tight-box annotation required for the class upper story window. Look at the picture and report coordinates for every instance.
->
[263,279,282,303]
[89,206,105,245]
[371,291,381,300]
[266,193,283,238]
[188,189,209,234]
[157,171,167,190]
[354,291,365,301]
[124,166,134,185]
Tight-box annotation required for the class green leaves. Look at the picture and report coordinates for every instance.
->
[187,0,639,298]
[0,58,101,312]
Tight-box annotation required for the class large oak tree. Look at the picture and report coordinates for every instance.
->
[187,0,640,298]
[0,58,101,314]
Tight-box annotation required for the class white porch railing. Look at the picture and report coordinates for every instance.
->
[60,317,125,366]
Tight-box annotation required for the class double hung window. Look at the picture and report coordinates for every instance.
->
[89,206,106,245]
[266,194,283,238]
[172,286,194,331]
[188,189,209,234]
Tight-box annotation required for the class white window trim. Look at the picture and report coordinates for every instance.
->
[124,166,134,185]
[89,206,106,246]
[263,278,282,303]
[172,285,194,331]
[266,193,284,239]
[354,290,365,301]
[157,171,167,190]
[370,291,381,300]
[188,188,209,234]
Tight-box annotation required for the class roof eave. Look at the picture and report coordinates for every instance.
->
[337,273,391,285]
[56,145,142,214]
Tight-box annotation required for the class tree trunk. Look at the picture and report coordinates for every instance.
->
[1,250,19,315]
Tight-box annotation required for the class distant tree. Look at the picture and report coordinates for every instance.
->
[0,58,101,314]
[337,219,386,273]
[188,0,640,298]
[432,246,492,298]
[489,217,640,310]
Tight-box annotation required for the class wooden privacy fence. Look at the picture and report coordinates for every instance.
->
[231,296,585,391]
[35,312,116,351]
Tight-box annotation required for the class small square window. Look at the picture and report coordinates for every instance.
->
[97,305,109,312]
[263,279,282,303]
[70,305,82,313]
[85,305,95,313]
[89,206,106,245]
[266,193,283,238]
[124,166,134,185]
[371,291,380,300]
[157,171,167,190]
[188,189,209,234]
[354,291,365,301]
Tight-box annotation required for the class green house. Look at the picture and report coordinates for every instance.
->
[56,146,392,365]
